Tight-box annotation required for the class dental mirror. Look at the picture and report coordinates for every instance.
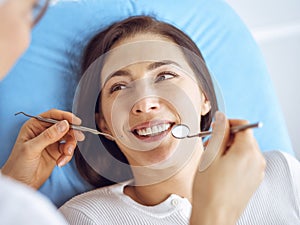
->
[172,122,263,139]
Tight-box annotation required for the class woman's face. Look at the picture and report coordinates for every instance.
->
[97,34,211,167]
[0,0,37,79]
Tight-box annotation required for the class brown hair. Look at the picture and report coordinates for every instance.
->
[75,16,218,187]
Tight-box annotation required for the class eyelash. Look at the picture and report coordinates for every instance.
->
[109,82,127,94]
[109,71,179,93]
[155,71,179,83]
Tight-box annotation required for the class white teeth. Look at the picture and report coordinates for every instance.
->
[136,123,171,136]
[157,126,162,133]
[139,129,146,136]
[152,126,159,134]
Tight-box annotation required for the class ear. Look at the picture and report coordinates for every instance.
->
[200,93,211,116]
[95,113,114,141]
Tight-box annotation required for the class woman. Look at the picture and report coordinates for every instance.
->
[59,16,299,224]
[0,2,254,224]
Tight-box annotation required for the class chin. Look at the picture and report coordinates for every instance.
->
[140,146,177,166]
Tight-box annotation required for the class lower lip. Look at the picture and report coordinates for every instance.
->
[133,129,170,143]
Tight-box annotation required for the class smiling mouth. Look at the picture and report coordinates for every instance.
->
[132,122,174,138]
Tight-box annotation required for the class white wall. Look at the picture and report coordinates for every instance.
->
[226,0,300,159]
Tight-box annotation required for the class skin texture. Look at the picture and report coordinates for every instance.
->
[98,34,211,168]
[97,34,266,224]
[1,109,85,189]
[0,0,36,79]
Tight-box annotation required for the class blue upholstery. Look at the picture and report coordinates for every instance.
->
[0,0,294,207]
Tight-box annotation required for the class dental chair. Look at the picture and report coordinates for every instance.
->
[0,0,293,207]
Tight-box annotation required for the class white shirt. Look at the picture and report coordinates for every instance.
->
[0,173,67,225]
[59,151,300,225]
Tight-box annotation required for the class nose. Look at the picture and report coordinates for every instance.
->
[132,97,160,114]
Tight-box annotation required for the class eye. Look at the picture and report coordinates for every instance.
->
[109,83,127,93]
[155,71,179,83]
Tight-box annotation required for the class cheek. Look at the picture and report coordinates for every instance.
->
[101,96,126,133]
[182,81,202,112]
[15,11,32,52]
[12,27,31,57]
[0,17,30,77]
[0,12,31,61]
[101,99,112,124]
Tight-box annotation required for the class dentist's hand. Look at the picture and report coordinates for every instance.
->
[1,109,85,189]
[190,112,266,225]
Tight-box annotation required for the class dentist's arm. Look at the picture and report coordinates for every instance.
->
[1,109,85,189]
[190,112,266,225]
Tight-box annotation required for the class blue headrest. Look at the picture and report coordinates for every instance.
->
[0,0,293,207]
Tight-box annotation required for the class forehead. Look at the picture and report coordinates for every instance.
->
[101,38,195,83]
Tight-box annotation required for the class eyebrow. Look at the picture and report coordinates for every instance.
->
[108,70,131,79]
[105,60,182,83]
[146,60,181,71]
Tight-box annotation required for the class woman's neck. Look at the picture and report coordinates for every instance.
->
[125,143,202,206]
